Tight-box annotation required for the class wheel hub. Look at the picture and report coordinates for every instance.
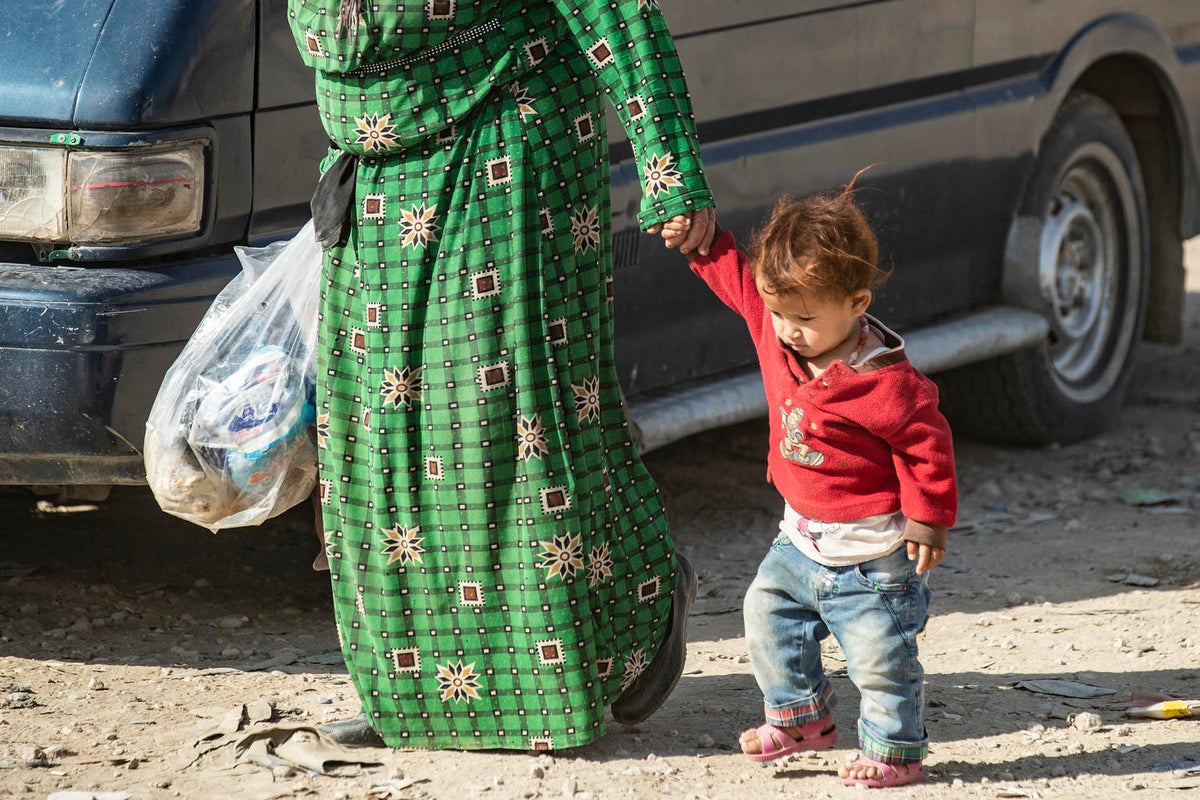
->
[1038,157,1125,392]
[1046,197,1104,342]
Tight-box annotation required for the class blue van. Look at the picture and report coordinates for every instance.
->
[1,1,1198,494]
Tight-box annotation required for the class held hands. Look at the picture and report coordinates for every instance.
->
[647,205,717,257]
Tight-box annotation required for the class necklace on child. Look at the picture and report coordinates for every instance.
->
[846,316,870,366]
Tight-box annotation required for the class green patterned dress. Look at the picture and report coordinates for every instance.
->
[287,0,711,751]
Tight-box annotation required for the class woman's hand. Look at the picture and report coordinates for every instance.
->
[647,205,717,257]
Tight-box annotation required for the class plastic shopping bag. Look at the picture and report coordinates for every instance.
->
[144,221,321,531]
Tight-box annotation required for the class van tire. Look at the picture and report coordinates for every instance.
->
[939,92,1149,444]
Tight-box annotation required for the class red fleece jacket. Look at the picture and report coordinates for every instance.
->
[689,231,957,530]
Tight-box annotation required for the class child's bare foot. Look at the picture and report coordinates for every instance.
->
[740,718,837,761]
[839,756,926,787]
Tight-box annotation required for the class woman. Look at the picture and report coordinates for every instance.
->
[288,0,715,750]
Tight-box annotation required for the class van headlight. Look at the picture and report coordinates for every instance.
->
[0,141,205,245]
[0,145,68,240]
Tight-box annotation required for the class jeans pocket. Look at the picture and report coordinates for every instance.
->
[854,547,917,594]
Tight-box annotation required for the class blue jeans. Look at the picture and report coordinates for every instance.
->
[743,534,931,764]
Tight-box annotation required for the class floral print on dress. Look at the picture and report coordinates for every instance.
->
[511,82,537,119]
[355,113,401,152]
[621,649,650,690]
[538,533,584,581]
[572,377,601,422]
[323,528,338,560]
[588,543,613,587]
[570,205,600,252]
[436,660,483,703]
[399,204,439,248]
[382,524,426,566]
[316,412,330,449]
[643,153,684,197]
[381,365,423,409]
[516,415,549,461]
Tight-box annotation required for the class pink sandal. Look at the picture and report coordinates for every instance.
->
[743,718,838,763]
[840,756,926,787]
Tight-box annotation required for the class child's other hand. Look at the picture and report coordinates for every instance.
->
[906,541,944,574]
[646,206,717,256]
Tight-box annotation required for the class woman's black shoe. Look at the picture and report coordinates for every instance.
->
[317,714,386,747]
[611,553,698,725]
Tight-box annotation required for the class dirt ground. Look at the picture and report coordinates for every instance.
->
[1,244,1198,800]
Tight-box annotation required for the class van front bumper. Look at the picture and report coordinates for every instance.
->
[0,257,240,485]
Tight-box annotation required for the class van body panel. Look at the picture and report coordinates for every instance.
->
[0,0,116,125]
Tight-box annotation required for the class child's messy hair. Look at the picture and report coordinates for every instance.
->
[749,169,888,297]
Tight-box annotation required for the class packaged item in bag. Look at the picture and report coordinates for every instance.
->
[144,221,321,530]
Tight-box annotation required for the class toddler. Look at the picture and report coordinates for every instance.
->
[659,183,956,788]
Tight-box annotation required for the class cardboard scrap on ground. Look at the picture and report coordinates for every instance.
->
[1014,679,1117,699]
[235,724,385,775]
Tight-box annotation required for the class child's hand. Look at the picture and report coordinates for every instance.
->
[902,519,947,574]
[646,206,717,256]
[659,217,692,249]
[905,541,944,574]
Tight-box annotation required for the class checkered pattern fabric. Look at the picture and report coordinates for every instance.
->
[289,0,712,751]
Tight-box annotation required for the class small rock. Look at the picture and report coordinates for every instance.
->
[531,766,545,779]
[87,677,106,691]
[272,764,295,779]
[1069,712,1102,732]
[44,744,74,760]
[563,777,577,796]
[19,745,47,764]
[246,699,274,722]
[696,734,716,748]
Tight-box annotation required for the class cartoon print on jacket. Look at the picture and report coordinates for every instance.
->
[779,404,825,467]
